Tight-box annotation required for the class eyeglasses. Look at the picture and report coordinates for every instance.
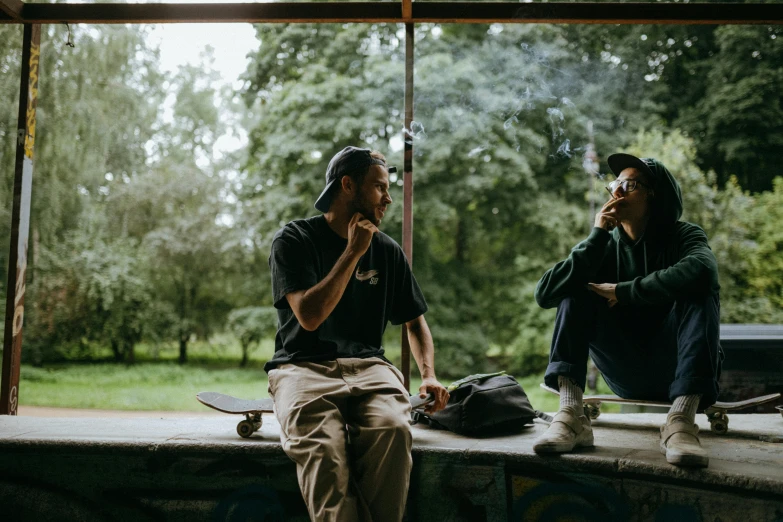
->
[605,179,650,196]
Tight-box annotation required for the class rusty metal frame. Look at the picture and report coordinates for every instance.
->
[0,2,780,25]
[1,1,781,406]
[400,9,414,391]
[413,2,783,25]
[1,24,40,415]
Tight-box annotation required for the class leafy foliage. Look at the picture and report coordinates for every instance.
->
[0,20,781,380]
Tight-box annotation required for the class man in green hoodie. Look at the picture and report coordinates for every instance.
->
[532,153,722,468]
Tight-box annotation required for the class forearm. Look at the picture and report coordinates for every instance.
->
[407,316,436,380]
[535,228,610,308]
[616,256,717,305]
[297,247,362,330]
[616,230,718,305]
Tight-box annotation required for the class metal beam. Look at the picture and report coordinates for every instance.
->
[1,24,40,416]
[400,22,414,393]
[1,2,780,25]
[413,2,783,25]
[0,0,22,22]
[402,0,412,22]
[17,2,400,24]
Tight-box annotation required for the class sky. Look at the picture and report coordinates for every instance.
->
[147,22,260,158]
[149,23,259,91]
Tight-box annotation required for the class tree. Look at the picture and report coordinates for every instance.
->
[0,26,23,274]
[4,25,167,362]
[2,19,779,373]
[240,23,599,376]
[108,56,243,363]
[228,306,277,367]
[568,22,783,192]
[744,177,783,322]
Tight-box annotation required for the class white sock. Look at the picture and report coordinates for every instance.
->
[558,375,583,412]
[669,394,701,422]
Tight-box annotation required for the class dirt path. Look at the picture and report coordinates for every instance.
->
[17,406,223,418]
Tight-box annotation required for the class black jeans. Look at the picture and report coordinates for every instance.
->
[544,289,722,408]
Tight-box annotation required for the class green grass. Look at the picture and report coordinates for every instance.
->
[21,364,270,411]
[18,332,619,412]
[20,362,425,411]
[20,356,617,413]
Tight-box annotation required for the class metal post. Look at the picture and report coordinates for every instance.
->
[1,24,40,415]
[583,120,599,232]
[400,20,414,392]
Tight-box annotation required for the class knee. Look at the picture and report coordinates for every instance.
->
[673,292,720,327]
[675,292,719,314]
[371,414,412,446]
[556,290,599,315]
[381,414,412,437]
[557,294,580,312]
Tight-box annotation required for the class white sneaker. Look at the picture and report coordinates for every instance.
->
[533,407,594,454]
[660,414,709,468]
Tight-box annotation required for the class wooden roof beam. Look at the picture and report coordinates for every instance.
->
[17,2,400,24]
[0,2,780,25]
[0,0,22,22]
[415,2,783,25]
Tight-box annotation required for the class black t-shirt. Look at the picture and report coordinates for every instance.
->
[264,215,428,372]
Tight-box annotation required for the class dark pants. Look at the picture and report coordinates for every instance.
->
[544,290,722,409]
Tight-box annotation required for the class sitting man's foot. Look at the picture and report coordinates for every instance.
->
[660,413,709,468]
[533,406,594,454]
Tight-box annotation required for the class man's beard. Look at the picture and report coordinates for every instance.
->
[351,194,381,226]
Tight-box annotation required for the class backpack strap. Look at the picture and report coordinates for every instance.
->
[535,410,553,423]
[410,411,448,430]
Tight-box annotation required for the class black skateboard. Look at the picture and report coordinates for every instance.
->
[197,391,435,438]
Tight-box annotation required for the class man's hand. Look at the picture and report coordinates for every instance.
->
[347,212,378,257]
[594,198,623,231]
[587,282,618,307]
[419,377,450,414]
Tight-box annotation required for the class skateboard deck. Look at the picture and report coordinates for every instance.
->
[197,392,274,438]
[197,391,434,438]
[540,384,781,435]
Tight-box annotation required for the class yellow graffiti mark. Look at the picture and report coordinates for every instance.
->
[14,264,26,307]
[11,264,26,337]
[12,306,24,338]
[23,42,40,160]
[9,386,18,415]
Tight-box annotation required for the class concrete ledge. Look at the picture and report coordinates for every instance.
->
[2,413,782,521]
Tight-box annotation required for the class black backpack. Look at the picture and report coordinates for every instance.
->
[410,372,551,436]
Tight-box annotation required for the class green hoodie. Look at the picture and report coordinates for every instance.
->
[535,159,720,310]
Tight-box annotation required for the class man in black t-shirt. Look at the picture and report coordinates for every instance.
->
[266,146,449,522]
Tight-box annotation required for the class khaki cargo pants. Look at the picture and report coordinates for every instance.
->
[268,357,413,522]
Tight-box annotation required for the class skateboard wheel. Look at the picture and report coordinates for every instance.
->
[585,404,601,420]
[709,416,729,435]
[237,420,256,438]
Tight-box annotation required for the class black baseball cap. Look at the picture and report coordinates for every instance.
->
[607,153,657,183]
[314,146,396,212]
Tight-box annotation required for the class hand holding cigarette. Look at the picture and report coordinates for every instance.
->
[594,197,623,231]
